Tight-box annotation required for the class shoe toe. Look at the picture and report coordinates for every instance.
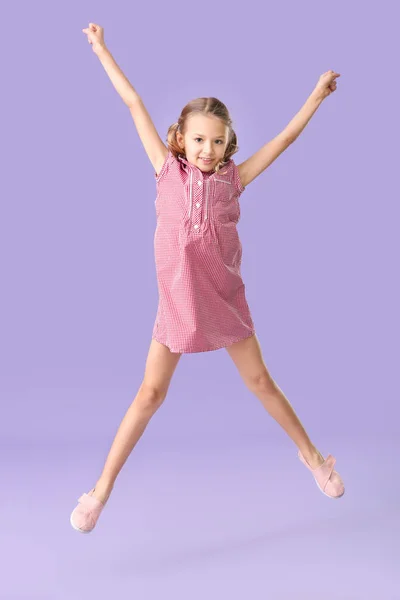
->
[70,505,96,533]
[70,491,105,533]
[324,470,345,498]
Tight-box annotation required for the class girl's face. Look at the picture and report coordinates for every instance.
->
[176,114,228,172]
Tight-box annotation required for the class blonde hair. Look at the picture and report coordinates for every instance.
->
[166,97,239,174]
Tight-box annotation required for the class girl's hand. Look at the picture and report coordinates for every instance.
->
[82,22,106,54]
[314,70,341,99]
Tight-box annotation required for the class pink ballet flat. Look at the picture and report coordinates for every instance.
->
[298,450,345,499]
[70,489,105,533]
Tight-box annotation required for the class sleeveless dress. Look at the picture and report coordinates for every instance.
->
[152,150,255,353]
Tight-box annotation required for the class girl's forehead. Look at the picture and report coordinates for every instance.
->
[186,115,227,136]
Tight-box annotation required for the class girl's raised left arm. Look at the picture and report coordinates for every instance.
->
[237,70,340,189]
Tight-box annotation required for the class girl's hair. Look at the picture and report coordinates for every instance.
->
[166,97,239,174]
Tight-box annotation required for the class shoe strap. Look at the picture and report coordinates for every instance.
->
[78,493,104,512]
[318,455,336,491]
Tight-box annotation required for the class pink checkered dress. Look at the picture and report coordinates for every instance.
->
[152,150,255,353]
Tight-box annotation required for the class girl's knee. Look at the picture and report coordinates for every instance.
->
[247,371,276,394]
[138,381,168,409]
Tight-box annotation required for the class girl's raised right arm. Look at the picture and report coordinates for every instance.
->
[82,23,168,176]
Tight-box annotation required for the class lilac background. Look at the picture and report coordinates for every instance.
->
[1,0,399,598]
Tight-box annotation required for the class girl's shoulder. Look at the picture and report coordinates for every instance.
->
[155,149,177,184]
[217,157,245,195]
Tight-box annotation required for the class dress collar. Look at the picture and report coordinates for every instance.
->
[177,154,191,167]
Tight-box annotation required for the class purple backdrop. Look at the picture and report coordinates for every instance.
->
[1,0,399,598]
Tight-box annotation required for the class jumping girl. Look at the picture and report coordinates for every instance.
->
[71,22,344,534]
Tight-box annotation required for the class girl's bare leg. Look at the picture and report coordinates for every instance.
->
[91,339,182,504]
[225,333,325,469]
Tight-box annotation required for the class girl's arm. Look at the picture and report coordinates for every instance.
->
[284,71,340,141]
[83,23,167,175]
[237,71,340,189]
[95,44,140,107]
[281,89,325,142]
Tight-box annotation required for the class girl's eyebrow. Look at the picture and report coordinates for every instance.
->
[192,133,226,138]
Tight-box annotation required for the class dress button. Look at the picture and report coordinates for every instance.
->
[197,180,202,186]
[194,224,199,229]
[196,202,200,208]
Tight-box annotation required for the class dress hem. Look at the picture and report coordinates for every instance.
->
[151,329,256,354]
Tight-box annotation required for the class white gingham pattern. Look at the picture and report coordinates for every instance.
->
[152,150,255,353]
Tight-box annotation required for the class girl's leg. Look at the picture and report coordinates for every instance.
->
[225,333,325,469]
[91,338,182,504]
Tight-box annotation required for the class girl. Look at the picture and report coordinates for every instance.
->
[71,23,344,534]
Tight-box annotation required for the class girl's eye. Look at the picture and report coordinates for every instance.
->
[194,138,223,144]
